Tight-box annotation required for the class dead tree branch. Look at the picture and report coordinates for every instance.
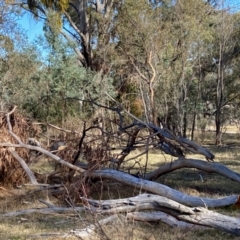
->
[8,149,38,184]
[83,193,240,236]
[127,211,208,230]
[145,158,240,182]
[90,169,239,208]
[106,93,214,161]
[5,106,38,184]
[0,142,85,173]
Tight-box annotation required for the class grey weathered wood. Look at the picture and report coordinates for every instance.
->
[148,124,214,160]
[145,158,240,182]
[83,193,240,236]
[119,108,214,160]
[8,149,38,184]
[127,211,207,229]
[91,169,239,207]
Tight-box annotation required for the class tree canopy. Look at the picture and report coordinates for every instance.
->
[2,0,240,144]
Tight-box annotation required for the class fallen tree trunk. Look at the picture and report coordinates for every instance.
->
[82,193,240,236]
[91,169,239,208]
[127,211,207,229]
[144,158,240,182]
[123,110,215,160]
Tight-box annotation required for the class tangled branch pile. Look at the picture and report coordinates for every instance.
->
[0,106,35,185]
[1,105,240,237]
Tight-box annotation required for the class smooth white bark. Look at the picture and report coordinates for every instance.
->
[91,169,239,208]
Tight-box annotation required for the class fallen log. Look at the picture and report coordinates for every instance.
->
[144,158,240,182]
[82,193,240,236]
[127,211,207,229]
[91,169,240,207]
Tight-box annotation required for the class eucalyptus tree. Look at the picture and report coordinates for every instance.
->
[196,8,240,144]
[114,0,216,137]
[7,0,240,141]
[214,11,240,144]
[0,2,41,109]
[7,0,124,72]
[113,0,163,124]
[170,0,217,139]
[19,34,115,123]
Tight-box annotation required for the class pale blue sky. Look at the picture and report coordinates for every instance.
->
[223,0,240,11]
[16,12,44,42]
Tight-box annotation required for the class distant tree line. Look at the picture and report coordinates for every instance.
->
[2,0,240,144]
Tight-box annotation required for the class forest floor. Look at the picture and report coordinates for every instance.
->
[1,127,240,239]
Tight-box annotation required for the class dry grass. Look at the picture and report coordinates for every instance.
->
[1,130,240,239]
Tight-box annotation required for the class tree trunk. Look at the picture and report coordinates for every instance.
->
[191,111,196,140]
[215,111,222,145]
[183,111,187,138]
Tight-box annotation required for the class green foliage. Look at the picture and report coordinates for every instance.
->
[21,35,115,123]
[3,0,240,139]
[27,0,69,33]
[40,0,69,11]
[0,24,115,124]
